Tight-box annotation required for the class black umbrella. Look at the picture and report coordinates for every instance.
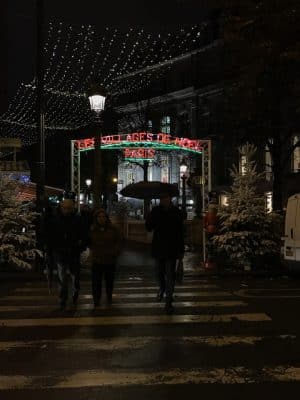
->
[120,181,179,199]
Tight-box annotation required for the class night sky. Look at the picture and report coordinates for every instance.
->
[3,0,216,188]
[6,0,213,100]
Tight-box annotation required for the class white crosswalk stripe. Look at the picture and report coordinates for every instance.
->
[13,284,219,292]
[0,335,296,351]
[2,366,300,389]
[0,291,232,301]
[0,313,271,327]
[1,274,299,394]
[0,300,248,312]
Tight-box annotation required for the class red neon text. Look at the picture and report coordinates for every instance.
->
[124,148,156,159]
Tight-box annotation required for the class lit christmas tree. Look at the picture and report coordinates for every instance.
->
[0,175,42,270]
[213,144,281,270]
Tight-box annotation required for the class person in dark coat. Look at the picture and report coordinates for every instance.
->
[43,203,59,291]
[145,193,185,314]
[50,199,86,310]
[88,208,122,308]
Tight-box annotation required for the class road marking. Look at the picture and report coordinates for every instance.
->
[0,313,271,327]
[0,375,31,390]
[0,291,231,301]
[13,284,218,292]
[0,335,295,352]
[2,365,300,388]
[24,279,210,287]
[235,288,300,299]
[0,300,247,312]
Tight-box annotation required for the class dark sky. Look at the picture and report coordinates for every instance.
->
[5,0,213,100]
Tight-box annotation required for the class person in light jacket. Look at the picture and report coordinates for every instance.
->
[89,208,121,307]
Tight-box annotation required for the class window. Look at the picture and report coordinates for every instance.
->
[126,171,134,186]
[266,192,273,213]
[292,135,300,173]
[265,142,273,181]
[220,194,229,207]
[147,120,153,132]
[161,115,171,134]
[240,155,247,176]
[160,155,169,183]
[148,164,153,181]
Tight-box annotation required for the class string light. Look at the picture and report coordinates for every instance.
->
[0,22,208,145]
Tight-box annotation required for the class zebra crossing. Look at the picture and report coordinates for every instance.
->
[0,273,299,398]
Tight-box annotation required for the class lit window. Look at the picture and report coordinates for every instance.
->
[148,164,153,181]
[220,194,229,207]
[265,142,273,181]
[161,115,171,134]
[240,155,247,175]
[292,135,300,173]
[147,120,153,132]
[160,155,169,182]
[126,171,134,185]
[266,192,273,213]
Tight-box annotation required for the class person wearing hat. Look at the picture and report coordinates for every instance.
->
[145,192,185,314]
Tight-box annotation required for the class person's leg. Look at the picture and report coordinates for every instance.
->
[165,258,177,313]
[92,264,103,307]
[155,258,166,300]
[70,261,80,306]
[104,264,115,304]
[57,261,68,309]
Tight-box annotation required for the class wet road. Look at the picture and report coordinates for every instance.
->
[1,266,300,399]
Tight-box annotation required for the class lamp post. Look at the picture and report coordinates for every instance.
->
[180,158,188,214]
[36,0,45,213]
[88,84,107,209]
[85,178,92,205]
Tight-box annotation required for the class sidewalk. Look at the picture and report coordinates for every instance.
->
[0,241,203,282]
[0,241,286,282]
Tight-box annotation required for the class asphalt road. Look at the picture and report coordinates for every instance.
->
[1,265,300,399]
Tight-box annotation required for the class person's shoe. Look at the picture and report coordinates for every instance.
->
[165,303,174,315]
[156,290,164,302]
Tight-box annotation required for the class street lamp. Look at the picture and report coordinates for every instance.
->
[85,178,92,187]
[85,178,92,204]
[88,84,107,209]
[180,159,188,214]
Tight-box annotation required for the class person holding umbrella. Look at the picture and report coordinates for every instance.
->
[145,191,185,314]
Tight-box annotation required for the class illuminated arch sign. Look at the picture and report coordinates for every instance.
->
[76,133,203,158]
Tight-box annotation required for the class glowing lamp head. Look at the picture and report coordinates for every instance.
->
[85,179,92,187]
[88,84,107,113]
[180,159,188,175]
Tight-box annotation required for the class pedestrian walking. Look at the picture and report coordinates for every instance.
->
[88,208,122,308]
[43,203,58,292]
[145,192,185,314]
[49,199,86,310]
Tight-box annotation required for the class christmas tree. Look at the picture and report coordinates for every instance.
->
[213,144,281,269]
[0,175,42,270]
